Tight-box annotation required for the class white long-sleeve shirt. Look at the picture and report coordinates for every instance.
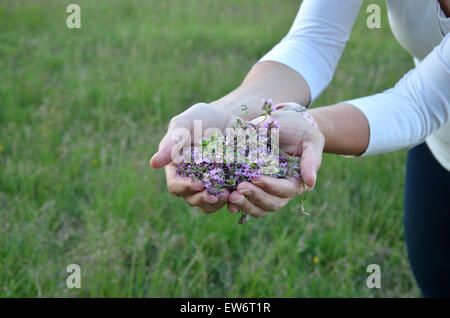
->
[259,0,450,170]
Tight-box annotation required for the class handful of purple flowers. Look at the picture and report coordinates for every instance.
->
[176,99,307,224]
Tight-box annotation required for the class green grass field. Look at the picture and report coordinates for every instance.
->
[0,0,419,297]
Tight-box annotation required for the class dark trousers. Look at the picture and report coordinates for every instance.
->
[404,143,450,297]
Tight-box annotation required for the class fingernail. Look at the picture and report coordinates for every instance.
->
[238,189,250,194]
[251,177,262,185]
[313,171,317,185]
[231,197,244,205]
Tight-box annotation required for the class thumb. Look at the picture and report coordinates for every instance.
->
[150,116,191,169]
[149,136,177,169]
[299,140,323,188]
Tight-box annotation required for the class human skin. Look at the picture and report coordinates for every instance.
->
[150,61,370,217]
[438,0,450,17]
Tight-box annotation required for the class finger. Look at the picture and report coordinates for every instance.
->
[217,188,230,201]
[183,190,226,214]
[183,190,215,206]
[150,117,191,169]
[150,137,177,169]
[250,175,304,198]
[228,191,267,218]
[165,164,204,197]
[227,203,240,214]
[300,140,323,188]
[236,182,288,212]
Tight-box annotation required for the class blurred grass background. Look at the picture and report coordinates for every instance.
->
[0,0,419,297]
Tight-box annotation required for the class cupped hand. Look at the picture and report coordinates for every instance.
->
[227,102,325,217]
[150,103,237,213]
[227,176,304,217]
[164,163,231,213]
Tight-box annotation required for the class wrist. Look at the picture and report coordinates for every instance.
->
[209,98,235,114]
[210,96,261,120]
[309,108,334,144]
[273,102,319,129]
[309,104,369,155]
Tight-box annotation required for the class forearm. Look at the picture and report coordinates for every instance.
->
[209,62,369,156]
[310,103,369,156]
[210,61,311,119]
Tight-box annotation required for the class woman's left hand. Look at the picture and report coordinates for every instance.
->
[227,176,305,217]
[227,103,325,217]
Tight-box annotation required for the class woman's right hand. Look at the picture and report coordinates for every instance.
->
[150,103,237,213]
